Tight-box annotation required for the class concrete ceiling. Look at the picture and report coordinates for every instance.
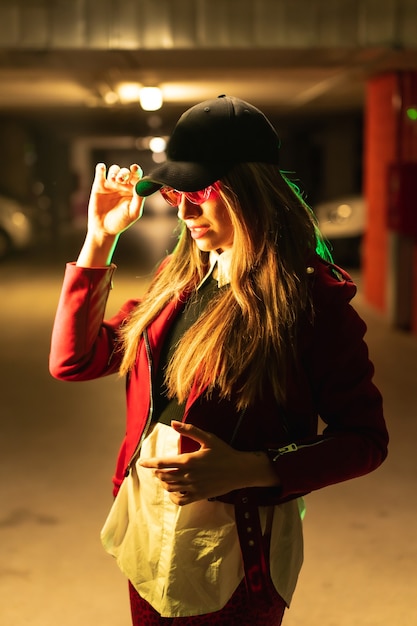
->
[1,46,416,136]
[1,0,417,136]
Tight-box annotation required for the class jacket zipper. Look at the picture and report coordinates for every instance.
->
[269,438,327,462]
[124,329,155,476]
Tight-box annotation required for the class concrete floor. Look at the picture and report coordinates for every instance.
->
[1,236,416,625]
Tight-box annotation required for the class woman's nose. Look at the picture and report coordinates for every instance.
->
[177,197,202,220]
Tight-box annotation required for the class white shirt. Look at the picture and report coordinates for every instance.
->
[101,427,304,617]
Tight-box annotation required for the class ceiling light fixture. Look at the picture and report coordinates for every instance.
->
[117,82,142,103]
[103,90,119,105]
[149,136,167,153]
[139,87,163,111]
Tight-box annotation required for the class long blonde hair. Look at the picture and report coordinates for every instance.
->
[119,163,330,410]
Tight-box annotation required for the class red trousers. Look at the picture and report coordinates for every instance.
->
[128,578,286,626]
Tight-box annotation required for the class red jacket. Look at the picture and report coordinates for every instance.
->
[49,255,388,503]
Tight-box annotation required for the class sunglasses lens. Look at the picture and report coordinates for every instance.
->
[160,188,180,206]
[186,188,213,203]
[160,184,218,206]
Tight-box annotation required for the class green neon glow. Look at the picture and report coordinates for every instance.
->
[406,107,417,121]
[282,171,333,263]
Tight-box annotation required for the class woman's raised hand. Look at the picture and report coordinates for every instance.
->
[77,162,146,267]
[87,162,145,237]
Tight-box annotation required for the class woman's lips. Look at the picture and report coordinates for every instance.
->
[188,225,210,239]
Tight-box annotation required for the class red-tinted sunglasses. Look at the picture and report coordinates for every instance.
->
[159,183,219,207]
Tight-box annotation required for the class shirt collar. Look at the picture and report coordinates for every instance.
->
[197,249,232,289]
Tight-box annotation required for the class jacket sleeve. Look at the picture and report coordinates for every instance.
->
[49,263,139,381]
[270,261,388,501]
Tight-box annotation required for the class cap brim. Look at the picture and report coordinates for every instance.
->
[135,178,162,197]
[135,161,232,197]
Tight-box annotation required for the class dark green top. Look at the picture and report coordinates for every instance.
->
[152,277,222,425]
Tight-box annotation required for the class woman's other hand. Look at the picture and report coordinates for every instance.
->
[138,421,281,506]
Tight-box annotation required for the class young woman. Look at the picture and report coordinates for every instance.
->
[50,95,388,625]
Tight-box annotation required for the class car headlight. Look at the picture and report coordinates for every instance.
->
[11,211,29,228]
[328,203,353,223]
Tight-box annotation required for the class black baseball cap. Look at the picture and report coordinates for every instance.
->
[135,94,280,196]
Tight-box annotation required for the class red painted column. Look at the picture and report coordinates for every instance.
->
[363,72,417,332]
[363,75,395,312]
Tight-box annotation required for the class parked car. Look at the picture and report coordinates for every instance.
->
[0,195,36,260]
[314,195,366,268]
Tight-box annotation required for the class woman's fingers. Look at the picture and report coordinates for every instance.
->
[106,163,120,179]
[91,162,107,190]
[130,163,143,178]
[106,163,143,186]
[117,167,131,182]
[152,466,191,494]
